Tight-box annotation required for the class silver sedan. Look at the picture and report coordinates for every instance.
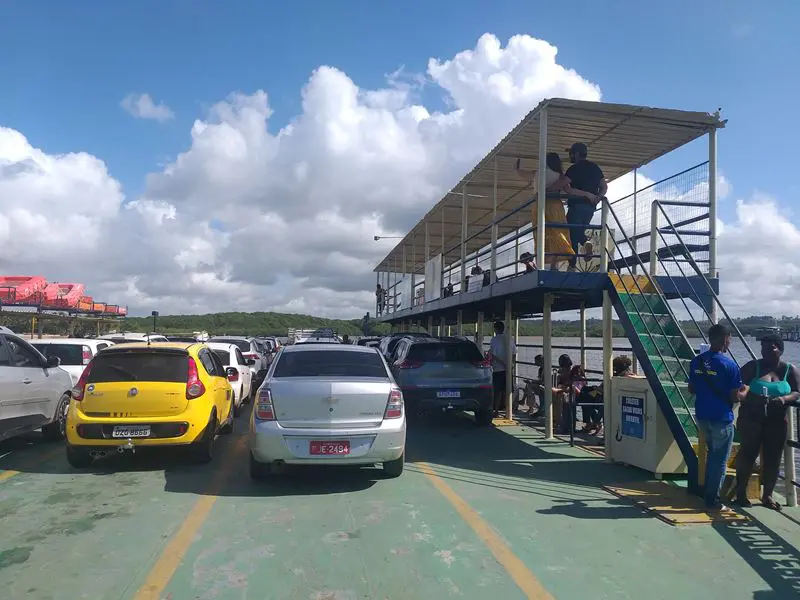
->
[248,344,406,478]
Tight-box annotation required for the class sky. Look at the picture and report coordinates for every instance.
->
[1,0,798,319]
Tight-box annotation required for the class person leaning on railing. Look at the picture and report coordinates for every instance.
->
[563,142,608,271]
[735,333,800,511]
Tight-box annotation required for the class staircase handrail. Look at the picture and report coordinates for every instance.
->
[652,201,757,363]
[602,200,697,427]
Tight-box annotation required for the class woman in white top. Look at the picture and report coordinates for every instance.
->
[516,153,584,271]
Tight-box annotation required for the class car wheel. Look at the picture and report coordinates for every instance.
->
[219,402,234,435]
[191,414,216,463]
[249,452,269,481]
[475,404,493,427]
[66,445,92,469]
[43,393,70,441]
[383,453,404,478]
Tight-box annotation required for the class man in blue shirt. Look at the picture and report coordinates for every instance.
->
[688,324,749,511]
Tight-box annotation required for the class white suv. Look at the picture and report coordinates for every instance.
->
[0,327,73,442]
[30,338,114,386]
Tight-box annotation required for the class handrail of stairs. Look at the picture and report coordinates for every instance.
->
[602,199,697,426]
[651,201,757,365]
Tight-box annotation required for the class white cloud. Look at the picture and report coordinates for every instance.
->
[121,93,175,122]
[0,33,794,321]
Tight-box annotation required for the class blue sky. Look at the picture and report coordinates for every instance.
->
[1,0,799,321]
[2,0,797,218]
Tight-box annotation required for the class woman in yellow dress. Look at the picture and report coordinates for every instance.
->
[516,152,576,271]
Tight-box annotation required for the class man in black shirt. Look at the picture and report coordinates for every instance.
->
[564,142,607,269]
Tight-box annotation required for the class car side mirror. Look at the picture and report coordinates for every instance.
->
[46,356,61,368]
[246,358,256,366]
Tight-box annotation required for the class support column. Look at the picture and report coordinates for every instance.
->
[650,202,659,277]
[460,187,468,292]
[579,302,587,368]
[543,293,553,439]
[476,311,484,349]
[505,299,514,420]
[456,310,463,336]
[708,127,718,324]
[402,246,407,310]
[785,408,798,507]
[602,289,614,462]
[600,199,609,273]
[440,316,446,337]
[632,168,638,274]
[490,157,498,281]
[411,234,416,307]
[535,108,548,269]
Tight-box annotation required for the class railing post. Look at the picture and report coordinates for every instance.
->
[543,292,553,439]
[600,200,609,273]
[579,302,587,368]
[410,234,416,305]
[650,201,659,277]
[785,408,797,507]
[536,108,548,270]
[460,187,467,291]
[491,156,498,281]
[602,288,613,463]
[505,299,514,420]
[708,127,719,324]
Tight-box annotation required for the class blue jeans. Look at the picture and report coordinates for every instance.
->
[566,202,595,267]
[697,419,734,507]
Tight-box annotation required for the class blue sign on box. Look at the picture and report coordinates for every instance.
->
[621,396,645,439]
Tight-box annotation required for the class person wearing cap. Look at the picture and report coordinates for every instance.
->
[564,142,607,270]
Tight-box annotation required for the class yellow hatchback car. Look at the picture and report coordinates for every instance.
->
[65,342,235,467]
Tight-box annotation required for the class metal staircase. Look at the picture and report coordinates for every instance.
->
[602,200,756,492]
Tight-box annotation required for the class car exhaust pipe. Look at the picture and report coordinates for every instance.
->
[89,450,108,458]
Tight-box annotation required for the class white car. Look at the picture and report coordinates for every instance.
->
[0,327,73,442]
[249,344,406,479]
[208,336,266,381]
[30,338,114,386]
[208,342,254,416]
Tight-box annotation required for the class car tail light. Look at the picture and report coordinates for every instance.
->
[186,357,206,399]
[81,346,91,365]
[396,359,423,369]
[244,352,259,361]
[255,386,275,420]
[384,387,403,419]
[472,358,492,368]
[71,363,93,401]
[226,367,239,382]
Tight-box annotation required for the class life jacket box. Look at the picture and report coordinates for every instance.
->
[608,375,688,477]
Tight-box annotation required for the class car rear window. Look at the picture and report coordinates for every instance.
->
[87,352,188,383]
[272,350,387,378]
[210,338,250,352]
[407,342,483,363]
[211,350,230,365]
[32,343,85,365]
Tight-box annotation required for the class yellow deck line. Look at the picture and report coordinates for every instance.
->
[0,446,64,483]
[0,470,20,482]
[418,461,555,600]
[133,436,247,600]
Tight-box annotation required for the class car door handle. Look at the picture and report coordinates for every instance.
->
[22,378,32,384]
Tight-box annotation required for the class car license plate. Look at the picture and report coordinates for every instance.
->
[309,440,350,455]
[112,425,150,438]
[437,390,461,398]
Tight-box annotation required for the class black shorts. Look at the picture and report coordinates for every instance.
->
[493,371,507,396]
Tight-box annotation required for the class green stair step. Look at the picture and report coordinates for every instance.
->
[619,292,669,314]
[628,312,682,337]
[649,356,692,382]
[639,334,694,358]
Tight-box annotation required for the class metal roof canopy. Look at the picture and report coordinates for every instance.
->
[374,98,725,274]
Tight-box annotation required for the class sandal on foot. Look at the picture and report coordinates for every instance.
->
[762,497,783,511]
[735,496,753,508]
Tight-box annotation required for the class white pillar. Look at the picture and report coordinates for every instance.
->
[440,316,446,337]
[535,108,548,269]
[490,157,498,281]
[543,293,553,439]
[785,409,797,507]
[579,302,587,368]
[411,234,416,306]
[460,187,468,291]
[650,201,659,277]
[632,168,638,274]
[476,311,484,348]
[600,199,609,273]
[440,209,445,290]
[505,299,514,420]
[456,310,463,336]
[602,289,614,463]
[427,315,434,335]
[708,128,718,324]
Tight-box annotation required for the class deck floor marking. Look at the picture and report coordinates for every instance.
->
[133,435,247,600]
[0,446,64,484]
[417,461,555,600]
